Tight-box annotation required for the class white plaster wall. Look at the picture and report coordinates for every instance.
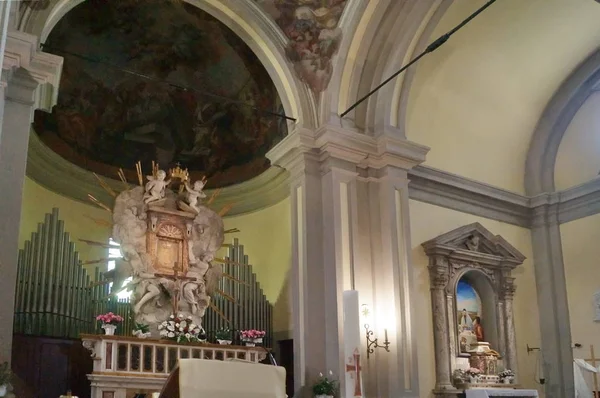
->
[554,91,600,191]
[406,0,600,193]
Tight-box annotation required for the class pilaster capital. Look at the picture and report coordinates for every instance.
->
[500,276,516,300]
[428,264,449,290]
[267,123,429,182]
[2,30,63,110]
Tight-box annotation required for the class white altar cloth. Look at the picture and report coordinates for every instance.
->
[465,389,539,398]
[179,358,287,398]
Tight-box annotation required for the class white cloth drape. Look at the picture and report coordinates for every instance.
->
[179,358,287,398]
[574,359,600,398]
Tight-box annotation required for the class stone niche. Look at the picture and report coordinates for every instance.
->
[421,223,526,396]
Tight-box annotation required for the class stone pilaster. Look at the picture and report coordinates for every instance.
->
[428,263,452,390]
[267,124,428,397]
[0,31,61,363]
[530,200,573,398]
[500,276,518,381]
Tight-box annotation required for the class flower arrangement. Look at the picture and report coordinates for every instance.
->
[158,314,204,344]
[312,371,337,397]
[96,312,123,325]
[465,367,481,377]
[499,369,515,379]
[215,328,233,341]
[452,369,466,383]
[132,322,151,338]
[239,330,266,340]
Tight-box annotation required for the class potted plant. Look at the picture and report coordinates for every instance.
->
[465,367,481,383]
[499,369,515,384]
[215,328,233,345]
[132,322,151,339]
[158,314,205,344]
[239,329,266,346]
[0,362,11,397]
[452,369,466,385]
[312,371,337,398]
[96,312,123,335]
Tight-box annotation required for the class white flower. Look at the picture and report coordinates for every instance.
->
[319,372,323,377]
[167,332,175,338]
[185,333,191,339]
[189,323,196,330]
[175,323,180,328]
[329,370,333,376]
[180,321,187,328]
[167,325,174,331]
[170,315,175,319]
[178,313,184,318]
[159,330,168,337]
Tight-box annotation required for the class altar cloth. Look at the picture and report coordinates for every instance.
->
[179,358,286,398]
[465,389,539,398]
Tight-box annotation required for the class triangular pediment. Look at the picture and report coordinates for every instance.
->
[421,222,526,264]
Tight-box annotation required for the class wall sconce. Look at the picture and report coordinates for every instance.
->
[361,304,391,359]
[526,344,546,385]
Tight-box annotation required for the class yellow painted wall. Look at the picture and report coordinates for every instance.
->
[406,0,600,193]
[19,177,112,271]
[222,197,291,333]
[560,214,600,356]
[409,200,542,397]
[554,91,600,191]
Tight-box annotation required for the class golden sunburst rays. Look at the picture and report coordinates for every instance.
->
[222,273,250,286]
[218,203,235,217]
[210,302,230,324]
[79,239,114,248]
[117,168,129,190]
[87,194,113,213]
[83,215,112,228]
[79,257,111,266]
[206,188,221,205]
[92,173,117,198]
[224,228,240,234]
[135,161,144,186]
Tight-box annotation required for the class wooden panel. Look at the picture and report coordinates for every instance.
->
[12,335,92,398]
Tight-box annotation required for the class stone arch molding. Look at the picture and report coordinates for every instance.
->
[421,222,525,394]
[18,0,320,215]
[525,48,600,196]
[326,0,445,136]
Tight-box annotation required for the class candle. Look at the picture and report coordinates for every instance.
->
[384,328,388,342]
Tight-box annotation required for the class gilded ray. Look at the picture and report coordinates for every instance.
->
[218,203,234,217]
[79,257,111,265]
[207,188,222,205]
[87,194,112,213]
[135,161,143,186]
[117,168,129,190]
[79,239,113,248]
[213,257,247,267]
[93,173,117,198]
[223,273,249,286]
[216,289,236,304]
[210,302,230,324]
[224,228,240,234]
[84,214,112,228]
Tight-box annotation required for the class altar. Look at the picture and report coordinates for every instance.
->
[81,334,268,398]
[465,389,539,398]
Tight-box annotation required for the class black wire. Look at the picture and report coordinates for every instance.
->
[340,0,497,118]
[40,43,297,122]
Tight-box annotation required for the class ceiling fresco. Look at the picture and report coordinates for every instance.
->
[255,0,347,93]
[34,0,287,188]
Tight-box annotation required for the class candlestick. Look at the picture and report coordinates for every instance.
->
[384,328,388,342]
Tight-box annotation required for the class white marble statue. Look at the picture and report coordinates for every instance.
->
[184,178,207,213]
[143,170,171,204]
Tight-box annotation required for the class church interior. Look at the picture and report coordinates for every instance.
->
[1,0,600,397]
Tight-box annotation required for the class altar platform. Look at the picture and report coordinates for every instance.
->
[81,334,268,398]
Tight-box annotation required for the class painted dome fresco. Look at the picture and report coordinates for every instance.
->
[33,0,288,188]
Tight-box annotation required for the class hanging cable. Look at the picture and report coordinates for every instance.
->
[40,43,296,122]
[340,0,497,118]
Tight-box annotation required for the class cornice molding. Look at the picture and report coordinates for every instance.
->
[408,166,600,228]
[26,131,289,217]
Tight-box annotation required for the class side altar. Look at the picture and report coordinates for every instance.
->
[81,334,267,398]
[422,223,539,398]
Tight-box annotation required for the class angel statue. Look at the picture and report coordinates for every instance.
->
[184,177,207,213]
[143,170,171,204]
[182,253,211,314]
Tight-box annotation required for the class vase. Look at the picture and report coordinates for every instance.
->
[217,339,232,345]
[503,377,512,384]
[244,341,256,347]
[253,337,263,344]
[469,376,478,383]
[0,384,7,397]
[102,324,117,335]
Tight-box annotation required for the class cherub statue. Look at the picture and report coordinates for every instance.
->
[184,177,207,213]
[143,170,171,204]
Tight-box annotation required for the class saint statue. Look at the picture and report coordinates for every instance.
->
[473,316,485,342]
[143,170,171,204]
[459,308,473,331]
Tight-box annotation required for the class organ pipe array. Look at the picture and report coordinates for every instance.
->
[14,210,273,346]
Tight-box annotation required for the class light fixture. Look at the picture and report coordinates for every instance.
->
[361,304,391,359]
